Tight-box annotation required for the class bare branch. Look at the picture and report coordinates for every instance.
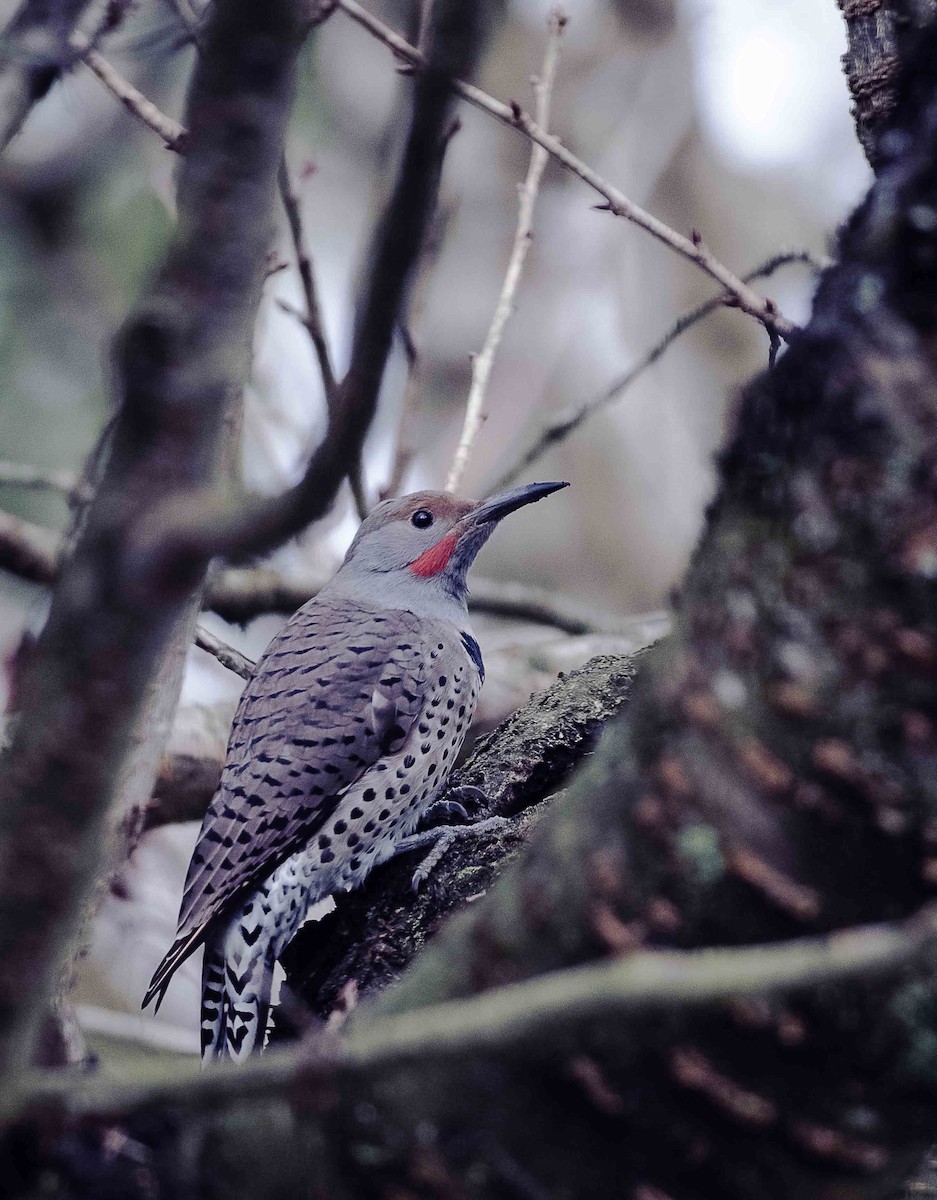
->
[74,35,186,150]
[490,250,828,491]
[416,0,436,52]
[194,624,254,680]
[445,10,565,493]
[143,751,221,834]
[0,510,664,643]
[836,0,937,168]
[12,903,937,1121]
[277,156,338,413]
[0,510,58,583]
[0,461,88,501]
[336,0,797,342]
[205,565,328,621]
[384,151,459,498]
[0,0,96,152]
[205,563,662,638]
[384,323,421,497]
[165,0,202,37]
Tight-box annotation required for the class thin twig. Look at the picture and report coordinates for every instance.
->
[61,412,118,556]
[445,11,565,494]
[466,579,669,640]
[0,510,59,583]
[336,0,797,342]
[0,461,89,501]
[0,0,96,153]
[384,176,458,498]
[73,34,186,150]
[277,156,338,414]
[11,903,937,1120]
[384,322,421,497]
[416,0,436,51]
[194,624,255,680]
[490,250,828,492]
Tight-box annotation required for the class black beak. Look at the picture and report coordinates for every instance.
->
[468,481,568,526]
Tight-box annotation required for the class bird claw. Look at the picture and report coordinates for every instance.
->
[393,816,513,892]
[421,785,487,826]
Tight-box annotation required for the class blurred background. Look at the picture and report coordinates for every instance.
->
[0,0,869,1053]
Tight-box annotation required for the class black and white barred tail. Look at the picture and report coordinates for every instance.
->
[200,933,275,1063]
[198,852,327,1062]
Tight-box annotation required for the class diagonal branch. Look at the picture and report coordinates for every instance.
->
[277,156,338,413]
[445,10,565,493]
[336,0,796,342]
[0,509,59,581]
[10,903,937,1121]
[74,34,185,149]
[0,512,663,647]
[194,624,254,680]
[490,250,828,491]
[0,461,89,501]
[0,0,96,151]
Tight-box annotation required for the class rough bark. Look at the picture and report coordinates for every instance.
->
[837,0,937,166]
[280,652,644,1020]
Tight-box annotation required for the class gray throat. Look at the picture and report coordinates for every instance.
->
[322,566,473,629]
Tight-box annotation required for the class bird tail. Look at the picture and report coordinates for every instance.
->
[142,928,203,1014]
[199,921,276,1064]
[199,939,227,1061]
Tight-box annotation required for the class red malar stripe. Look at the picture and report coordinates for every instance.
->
[410,532,458,577]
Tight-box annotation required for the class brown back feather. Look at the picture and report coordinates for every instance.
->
[144,597,427,1003]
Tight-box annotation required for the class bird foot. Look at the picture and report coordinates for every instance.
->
[394,816,513,892]
[422,785,487,825]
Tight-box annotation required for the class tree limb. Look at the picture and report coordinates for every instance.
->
[0,0,305,1084]
[0,509,58,583]
[490,250,828,492]
[13,903,937,1122]
[837,0,937,168]
[73,32,186,150]
[112,0,490,589]
[283,651,644,1016]
[194,623,254,680]
[336,0,797,342]
[0,461,88,502]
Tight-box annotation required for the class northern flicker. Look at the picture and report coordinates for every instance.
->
[143,481,567,1061]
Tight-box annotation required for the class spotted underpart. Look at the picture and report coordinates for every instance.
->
[202,645,480,1059]
[145,594,481,1062]
[144,482,567,1061]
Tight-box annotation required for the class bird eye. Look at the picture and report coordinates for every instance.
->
[411,509,434,529]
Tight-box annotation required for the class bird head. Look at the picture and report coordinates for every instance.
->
[336,481,568,606]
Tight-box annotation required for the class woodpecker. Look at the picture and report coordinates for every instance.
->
[143,481,567,1061]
